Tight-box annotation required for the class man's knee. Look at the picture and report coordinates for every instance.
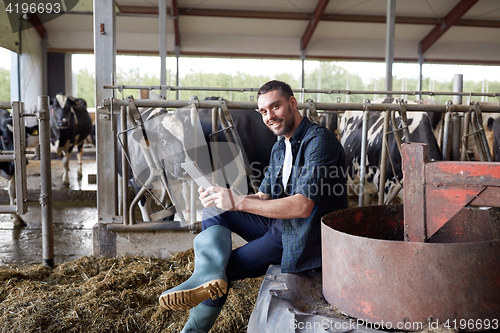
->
[202,207,226,230]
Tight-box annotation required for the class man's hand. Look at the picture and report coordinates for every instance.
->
[198,185,243,211]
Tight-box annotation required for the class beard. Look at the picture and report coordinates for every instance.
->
[267,105,296,137]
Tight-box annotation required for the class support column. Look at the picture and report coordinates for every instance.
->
[384,0,396,95]
[94,0,118,257]
[300,49,306,103]
[159,0,167,99]
[38,96,54,268]
[417,49,423,101]
[451,74,463,161]
[64,53,72,96]
[41,34,48,96]
[175,45,180,100]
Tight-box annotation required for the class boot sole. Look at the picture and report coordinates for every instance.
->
[158,279,228,311]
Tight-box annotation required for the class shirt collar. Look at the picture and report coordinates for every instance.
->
[279,116,311,145]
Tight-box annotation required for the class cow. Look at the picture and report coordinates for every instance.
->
[124,100,276,222]
[482,113,500,162]
[493,117,500,162]
[0,109,39,226]
[339,98,441,205]
[50,94,92,186]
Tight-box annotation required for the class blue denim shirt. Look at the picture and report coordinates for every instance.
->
[259,117,348,273]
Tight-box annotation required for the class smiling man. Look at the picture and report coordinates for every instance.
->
[159,80,348,333]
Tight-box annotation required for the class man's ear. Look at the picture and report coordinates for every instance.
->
[289,96,298,109]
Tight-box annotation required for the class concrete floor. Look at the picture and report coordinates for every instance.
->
[0,149,97,266]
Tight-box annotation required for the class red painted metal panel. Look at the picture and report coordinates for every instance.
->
[426,162,500,187]
[425,185,484,239]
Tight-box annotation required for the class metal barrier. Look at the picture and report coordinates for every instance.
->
[0,98,54,267]
[98,94,500,232]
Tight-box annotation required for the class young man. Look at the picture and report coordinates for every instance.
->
[159,80,348,333]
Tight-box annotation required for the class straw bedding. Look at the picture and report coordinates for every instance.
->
[0,250,262,333]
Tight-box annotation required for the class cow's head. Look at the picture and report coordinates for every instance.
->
[50,94,81,154]
[129,108,191,182]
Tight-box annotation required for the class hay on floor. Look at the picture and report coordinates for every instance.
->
[0,250,263,333]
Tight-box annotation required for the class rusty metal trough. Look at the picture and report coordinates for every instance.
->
[321,143,500,331]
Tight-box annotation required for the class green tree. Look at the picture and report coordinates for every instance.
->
[75,68,95,108]
[303,62,366,103]
[0,67,10,102]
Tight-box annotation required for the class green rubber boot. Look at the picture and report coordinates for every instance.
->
[159,225,232,311]
[180,303,223,333]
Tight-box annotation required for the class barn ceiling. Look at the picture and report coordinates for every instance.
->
[2,0,500,64]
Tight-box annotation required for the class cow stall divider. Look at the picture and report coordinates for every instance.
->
[0,97,54,268]
[109,97,257,232]
[97,93,500,237]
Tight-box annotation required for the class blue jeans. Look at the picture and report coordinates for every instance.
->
[201,206,283,307]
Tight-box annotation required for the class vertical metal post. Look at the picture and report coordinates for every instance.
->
[378,109,390,205]
[38,96,54,268]
[175,46,180,100]
[211,107,219,185]
[41,34,48,96]
[159,0,167,99]
[64,53,73,96]
[300,49,306,103]
[189,99,198,232]
[121,106,129,225]
[12,102,27,216]
[442,101,453,161]
[94,0,118,257]
[385,0,396,95]
[461,110,471,161]
[359,100,371,207]
[451,74,463,161]
[452,74,463,105]
[417,50,423,101]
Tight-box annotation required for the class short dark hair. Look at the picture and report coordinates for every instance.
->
[257,80,294,100]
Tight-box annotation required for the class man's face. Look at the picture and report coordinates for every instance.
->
[257,90,297,138]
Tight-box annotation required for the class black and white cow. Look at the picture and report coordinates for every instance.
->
[50,94,92,186]
[493,117,500,162]
[126,101,276,221]
[0,109,39,226]
[482,113,500,162]
[339,99,441,204]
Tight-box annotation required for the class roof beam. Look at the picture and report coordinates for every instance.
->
[419,0,479,54]
[115,6,500,29]
[301,0,330,50]
[26,14,46,39]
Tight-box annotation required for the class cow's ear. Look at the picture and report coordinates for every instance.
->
[28,125,39,136]
[488,117,494,131]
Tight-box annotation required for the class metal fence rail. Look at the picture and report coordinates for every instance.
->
[105,98,500,113]
[103,85,500,98]
[99,95,500,233]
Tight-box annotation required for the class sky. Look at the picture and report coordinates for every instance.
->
[2,46,500,87]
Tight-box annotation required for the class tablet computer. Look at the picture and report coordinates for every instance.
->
[181,161,214,191]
